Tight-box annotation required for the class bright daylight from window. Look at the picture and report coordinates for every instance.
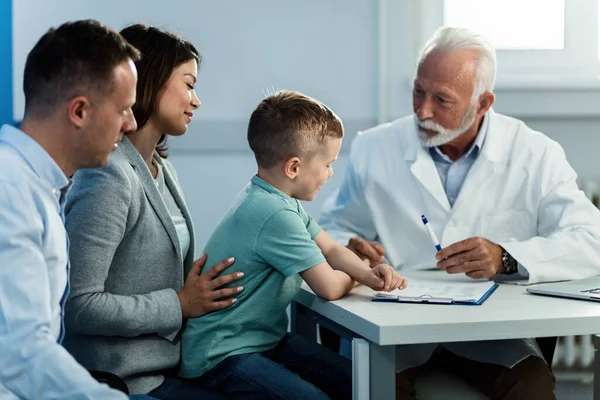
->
[443,0,564,50]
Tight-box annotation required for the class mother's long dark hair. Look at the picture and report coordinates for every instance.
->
[120,24,200,158]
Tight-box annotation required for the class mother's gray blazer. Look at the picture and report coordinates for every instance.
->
[64,136,195,394]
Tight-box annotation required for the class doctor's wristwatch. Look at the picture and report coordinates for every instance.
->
[501,248,518,275]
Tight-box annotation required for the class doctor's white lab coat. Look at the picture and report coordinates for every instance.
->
[319,110,600,369]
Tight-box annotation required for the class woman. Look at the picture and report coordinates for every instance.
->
[64,24,242,399]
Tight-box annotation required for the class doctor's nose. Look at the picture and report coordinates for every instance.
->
[415,100,434,121]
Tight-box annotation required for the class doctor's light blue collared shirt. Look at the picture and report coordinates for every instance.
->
[0,124,126,399]
[428,114,528,278]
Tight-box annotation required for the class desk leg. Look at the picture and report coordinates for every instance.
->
[352,338,369,400]
[290,301,317,342]
[595,334,600,400]
[369,342,396,400]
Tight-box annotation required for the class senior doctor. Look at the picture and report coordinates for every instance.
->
[319,26,600,399]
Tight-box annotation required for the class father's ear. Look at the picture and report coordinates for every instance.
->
[67,96,92,129]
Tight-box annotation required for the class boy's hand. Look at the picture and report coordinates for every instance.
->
[362,264,407,292]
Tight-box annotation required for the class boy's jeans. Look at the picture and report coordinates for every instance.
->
[147,377,227,400]
[194,332,352,400]
[128,377,227,400]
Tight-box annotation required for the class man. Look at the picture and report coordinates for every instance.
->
[0,20,139,399]
[319,26,600,399]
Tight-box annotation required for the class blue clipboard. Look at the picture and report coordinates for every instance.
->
[372,283,498,305]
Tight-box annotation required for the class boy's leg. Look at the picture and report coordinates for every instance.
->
[272,333,352,400]
[147,377,227,400]
[196,352,332,400]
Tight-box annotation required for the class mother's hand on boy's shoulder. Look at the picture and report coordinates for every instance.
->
[347,236,386,267]
[177,253,244,319]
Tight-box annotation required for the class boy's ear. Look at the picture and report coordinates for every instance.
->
[283,157,301,180]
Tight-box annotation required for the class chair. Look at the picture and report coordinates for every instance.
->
[415,336,556,400]
[89,370,129,394]
[319,326,557,399]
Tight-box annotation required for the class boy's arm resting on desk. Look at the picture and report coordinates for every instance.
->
[0,184,126,400]
[313,230,406,293]
[299,264,355,301]
[254,209,353,301]
[65,165,182,341]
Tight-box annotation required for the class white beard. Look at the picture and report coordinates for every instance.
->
[415,105,478,147]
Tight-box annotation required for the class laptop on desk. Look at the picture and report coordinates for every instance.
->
[526,277,600,302]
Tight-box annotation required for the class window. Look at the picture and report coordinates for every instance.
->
[444,0,564,50]
[418,0,599,85]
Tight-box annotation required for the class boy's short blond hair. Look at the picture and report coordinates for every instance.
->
[247,90,344,169]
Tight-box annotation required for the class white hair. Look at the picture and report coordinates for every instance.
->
[417,26,497,104]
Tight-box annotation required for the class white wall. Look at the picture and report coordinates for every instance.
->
[13,0,600,251]
[13,0,379,124]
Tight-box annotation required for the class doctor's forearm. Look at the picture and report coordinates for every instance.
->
[500,230,600,283]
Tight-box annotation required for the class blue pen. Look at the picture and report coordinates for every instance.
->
[421,214,442,252]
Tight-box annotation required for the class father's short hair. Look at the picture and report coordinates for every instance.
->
[23,19,141,118]
[247,90,343,169]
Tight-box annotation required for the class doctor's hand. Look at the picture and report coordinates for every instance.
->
[435,237,503,279]
[178,253,244,318]
[347,236,387,267]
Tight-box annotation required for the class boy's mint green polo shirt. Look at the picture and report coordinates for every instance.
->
[179,175,326,378]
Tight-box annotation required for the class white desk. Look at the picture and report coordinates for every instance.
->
[291,270,600,399]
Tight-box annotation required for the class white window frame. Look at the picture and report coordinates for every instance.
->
[417,0,600,87]
[378,0,600,120]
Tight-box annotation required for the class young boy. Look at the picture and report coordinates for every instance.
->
[180,91,407,399]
